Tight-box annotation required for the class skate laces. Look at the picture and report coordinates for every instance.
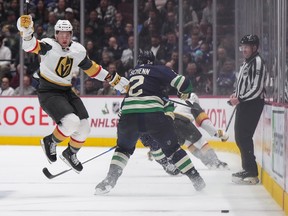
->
[70,154,80,165]
[49,142,57,155]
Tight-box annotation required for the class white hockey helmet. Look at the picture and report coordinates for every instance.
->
[54,20,73,34]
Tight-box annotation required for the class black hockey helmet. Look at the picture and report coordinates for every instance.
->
[240,34,259,48]
[137,50,155,65]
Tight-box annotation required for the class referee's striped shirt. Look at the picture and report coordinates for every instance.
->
[235,52,266,102]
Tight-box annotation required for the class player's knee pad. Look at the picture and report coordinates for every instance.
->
[71,118,90,141]
[58,113,81,136]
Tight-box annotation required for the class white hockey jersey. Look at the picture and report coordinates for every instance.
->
[22,36,108,87]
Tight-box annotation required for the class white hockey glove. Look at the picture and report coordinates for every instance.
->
[17,15,34,40]
[109,73,129,94]
[177,91,191,100]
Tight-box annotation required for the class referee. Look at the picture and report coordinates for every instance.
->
[228,34,266,185]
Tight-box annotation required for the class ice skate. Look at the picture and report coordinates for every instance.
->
[187,168,206,191]
[161,161,181,176]
[216,129,229,142]
[206,159,229,170]
[40,134,57,163]
[94,175,118,195]
[60,147,83,173]
[193,148,229,170]
[232,170,259,185]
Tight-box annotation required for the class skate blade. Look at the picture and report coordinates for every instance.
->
[59,155,81,174]
[207,164,230,170]
[232,176,259,185]
[40,139,55,164]
[94,186,112,195]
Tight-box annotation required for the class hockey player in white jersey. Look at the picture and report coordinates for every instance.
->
[142,93,229,174]
[17,15,128,173]
[173,93,229,169]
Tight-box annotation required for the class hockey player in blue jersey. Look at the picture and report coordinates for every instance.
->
[95,50,206,194]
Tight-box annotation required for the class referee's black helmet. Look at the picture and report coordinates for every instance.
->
[137,50,155,65]
[240,34,259,48]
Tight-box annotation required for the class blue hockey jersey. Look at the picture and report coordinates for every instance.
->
[121,64,192,114]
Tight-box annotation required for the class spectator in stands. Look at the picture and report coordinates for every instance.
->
[34,25,47,40]
[2,10,17,28]
[113,12,125,37]
[0,76,14,96]
[46,12,57,38]
[185,62,204,94]
[217,59,236,95]
[163,31,178,61]
[1,24,19,61]
[0,35,12,79]
[99,50,114,69]
[116,0,133,24]
[84,25,98,46]
[218,34,235,60]
[33,0,49,26]
[118,22,133,49]
[96,0,117,25]
[143,9,162,34]
[86,10,104,36]
[99,23,115,50]
[185,33,202,60]
[53,0,66,20]
[84,78,98,95]
[216,47,228,74]
[183,0,199,32]
[149,34,166,64]
[161,11,178,38]
[0,2,7,26]
[139,22,159,50]
[86,40,102,63]
[64,8,80,39]
[97,80,117,95]
[10,64,27,89]
[121,35,134,73]
[159,0,177,22]
[107,62,118,76]
[107,36,123,61]
[13,75,36,96]
[182,52,193,74]
[200,0,212,27]
[198,42,212,73]
[7,0,20,17]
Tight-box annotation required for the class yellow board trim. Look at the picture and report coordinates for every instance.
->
[0,136,143,147]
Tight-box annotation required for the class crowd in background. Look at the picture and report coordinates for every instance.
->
[0,0,236,96]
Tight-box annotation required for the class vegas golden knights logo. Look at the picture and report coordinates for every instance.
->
[55,56,74,78]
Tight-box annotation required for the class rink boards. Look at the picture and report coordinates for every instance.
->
[0,96,287,214]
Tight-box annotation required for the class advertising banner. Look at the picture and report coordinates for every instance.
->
[271,106,285,187]
[0,96,233,140]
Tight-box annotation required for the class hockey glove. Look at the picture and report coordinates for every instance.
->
[17,15,34,40]
[177,91,191,100]
[109,73,129,94]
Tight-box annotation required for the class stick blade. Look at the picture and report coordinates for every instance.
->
[42,167,54,179]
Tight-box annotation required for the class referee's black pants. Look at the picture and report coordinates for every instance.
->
[234,98,264,175]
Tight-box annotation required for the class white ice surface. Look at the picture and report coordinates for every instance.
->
[0,146,284,216]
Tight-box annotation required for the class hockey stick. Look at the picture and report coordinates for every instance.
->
[25,0,30,14]
[225,107,236,132]
[162,97,198,110]
[42,146,117,179]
